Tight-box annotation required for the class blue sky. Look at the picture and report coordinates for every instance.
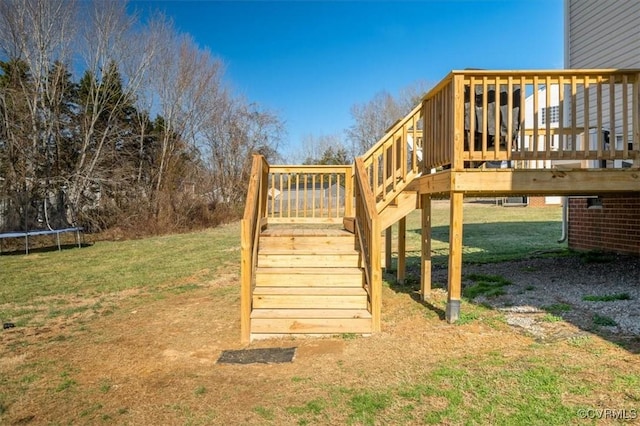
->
[132,0,564,159]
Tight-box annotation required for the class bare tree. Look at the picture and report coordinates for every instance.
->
[150,23,223,199]
[290,133,350,165]
[203,95,284,205]
[346,91,402,157]
[346,81,430,156]
[0,0,77,229]
[70,0,156,219]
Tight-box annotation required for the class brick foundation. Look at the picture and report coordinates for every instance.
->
[528,196,563,207]
[528,196,546,207]
[568,193,640,256]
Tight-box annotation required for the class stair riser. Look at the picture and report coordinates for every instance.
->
[251,318,372,334]
[259,236,356,251]
[253,295,367,309]
[258,254,359,268]
[255,273,362,287]
[251,308,371,319]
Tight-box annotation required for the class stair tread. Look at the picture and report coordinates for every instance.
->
[253,287,367,296]
[261,228,353,237]
[251,308,372,319]
[251,317,372,334]
[259,248,358,255]
[256,267,362,275]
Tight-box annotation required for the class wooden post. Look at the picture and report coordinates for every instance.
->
[344,166,354,217]
[240,218,251,343]
[452,74,465,171]
[420,194,432,300]
[371,218,382,332]
[385,226,392,272]
[447,192,464,323]
[397,217,406,285]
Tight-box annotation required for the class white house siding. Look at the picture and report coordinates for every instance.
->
[566,0,640,69]
[566,0,640,164]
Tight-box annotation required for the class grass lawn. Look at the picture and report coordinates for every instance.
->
[1,204,638,425]
[392,199,566,265]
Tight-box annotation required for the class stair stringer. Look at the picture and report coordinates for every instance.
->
[379,190,420,230]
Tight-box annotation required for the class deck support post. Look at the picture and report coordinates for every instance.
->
[397,217,406,284]
[385,227,392,272]
[446,192,464,323]
[420,194,432,300]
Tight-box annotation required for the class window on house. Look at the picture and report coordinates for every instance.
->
[541,105,559,125]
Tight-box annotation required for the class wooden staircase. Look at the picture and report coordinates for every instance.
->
[241,104,423,342]
[250,227,372,339]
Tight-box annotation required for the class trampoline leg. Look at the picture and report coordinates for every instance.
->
[56,233,61,251]
[25,235,29,255]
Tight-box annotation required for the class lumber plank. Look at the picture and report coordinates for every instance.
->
[259,236,356,252]
[253,287,366,296]
[257,253,359,268]
[252,294,367,310]
[251,309,372,319]
[255,268,362,287]
[250,318,372,334]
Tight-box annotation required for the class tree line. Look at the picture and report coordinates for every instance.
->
[0,0,283,235]
[0,0,427,238]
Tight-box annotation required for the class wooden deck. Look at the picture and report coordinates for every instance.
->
[241,69,640,342]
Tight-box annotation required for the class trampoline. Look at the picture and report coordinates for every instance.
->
[0,192,84,255]
[0,227,83,254]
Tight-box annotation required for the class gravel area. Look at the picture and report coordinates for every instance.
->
[433,254,640,341]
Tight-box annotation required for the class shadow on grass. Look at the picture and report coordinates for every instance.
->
[411,221,566,265]
[0,242,93,256]
[386,275,446,321]
[385,252,640,355]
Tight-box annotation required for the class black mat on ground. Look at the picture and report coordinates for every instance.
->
[217,347,296,364]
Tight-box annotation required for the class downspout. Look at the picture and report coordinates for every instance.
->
[558,196,568,243]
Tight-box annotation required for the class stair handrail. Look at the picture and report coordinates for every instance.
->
[360,102,423,213]
[354,157,382,332]
[240,154,269,343]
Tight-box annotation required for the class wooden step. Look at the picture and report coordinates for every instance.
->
[261,228,351,237]
[251,309,371,319]
[259,235,356,251]
[257,252,359,268]
[255,267,362,287]
[250,317,372,334]
[252,287,367,309]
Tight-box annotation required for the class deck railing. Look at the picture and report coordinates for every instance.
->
[240,154,269,343]
[354,157,381,332]
[422,69,640,171]
[265,165,354,223]
[360,103,423,212]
